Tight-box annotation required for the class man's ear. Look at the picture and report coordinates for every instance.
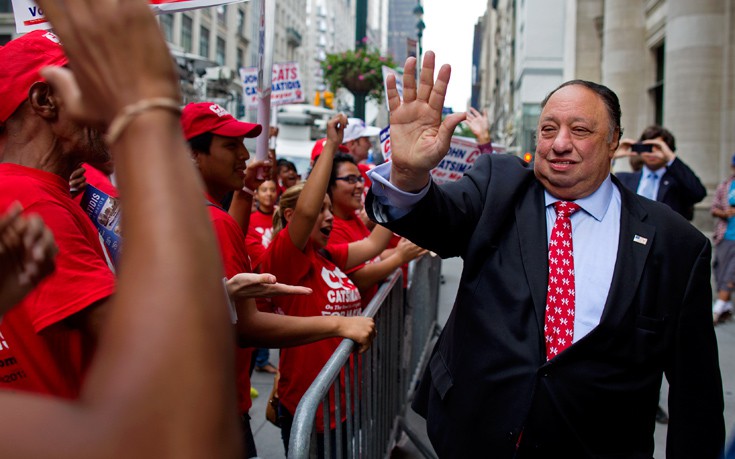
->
[191,149,206,169]
[27,82,58,121]
[283,207,294,223]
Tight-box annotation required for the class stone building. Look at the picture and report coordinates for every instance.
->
[475,0,735,227]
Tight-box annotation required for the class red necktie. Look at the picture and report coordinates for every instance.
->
[545,201,581,360]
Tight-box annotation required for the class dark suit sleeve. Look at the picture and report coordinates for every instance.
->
[665,157,707,205]
[665,238,725,458]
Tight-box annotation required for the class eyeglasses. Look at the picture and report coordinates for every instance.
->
[334,175,365,184]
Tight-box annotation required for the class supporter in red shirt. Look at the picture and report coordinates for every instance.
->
[276,158,299,197]
[182,103,377,459]
[0,30,116,400]
[246,179,280,374]
[260,115,397,455]
[326,153,426,306]
[246,179,277,268]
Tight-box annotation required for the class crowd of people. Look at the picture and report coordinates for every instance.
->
[0,0,731,458]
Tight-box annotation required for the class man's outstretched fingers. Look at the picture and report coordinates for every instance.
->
[416,51,435,102]
[402,57,417,103]
[386,74,401,112]
[428,64,452,112]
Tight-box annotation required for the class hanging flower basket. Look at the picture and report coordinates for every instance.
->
[341,74,373,94]
[322,48,397,103]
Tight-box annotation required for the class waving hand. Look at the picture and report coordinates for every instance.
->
[385,52,466,192]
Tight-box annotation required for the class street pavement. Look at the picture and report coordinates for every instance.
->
[250,256,735,458]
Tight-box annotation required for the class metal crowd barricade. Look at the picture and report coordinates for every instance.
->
[288,254,443,459]
[288,270,404,459]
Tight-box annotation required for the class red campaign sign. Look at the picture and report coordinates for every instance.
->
[12,0,246,33]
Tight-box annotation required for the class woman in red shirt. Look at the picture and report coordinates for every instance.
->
[260,115,394,455]
[327,153,426,306]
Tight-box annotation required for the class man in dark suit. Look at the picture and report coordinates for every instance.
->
[615,126,706,221]
[367,52,724,458]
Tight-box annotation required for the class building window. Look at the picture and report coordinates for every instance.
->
[648,43,665,126]
[0,34,11,46]
[237,47,244,71]
[0,0,11,12]
[181,15,193,52]
[237,9,246,35]
[160,14,174,42]
[215,36,226,65]
[200,26,210,58]
[217,5,227,25]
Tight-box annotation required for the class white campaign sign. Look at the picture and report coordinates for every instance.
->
[379,127,495,185]
[11,0,247,33]
[240,62,304,108]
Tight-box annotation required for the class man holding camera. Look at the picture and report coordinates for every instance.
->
[615,125,706,221]
[615,125,708,425]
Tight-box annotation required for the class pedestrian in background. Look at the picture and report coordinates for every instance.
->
[615,125,706,221]
[710,153,735,324]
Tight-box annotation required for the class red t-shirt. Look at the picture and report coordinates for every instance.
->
[245,208,274,269]
[0,164,116,398]
[260,228,361,432]
[328,215,379,307]
[206,197,254,415]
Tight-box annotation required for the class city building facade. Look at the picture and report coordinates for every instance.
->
[474,0,735,227]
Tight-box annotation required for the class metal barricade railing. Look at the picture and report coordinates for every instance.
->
[289,254,443,459]
[405,254,442,398]
[289,271,405,459]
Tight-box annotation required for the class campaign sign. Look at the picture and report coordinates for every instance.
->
[240,62,304,108]
[379,128,491,185]
[382,66,403,111]
[81,185,122,268]
[379,125,391,161]
[11,0,246,33]
[430,136,486,185]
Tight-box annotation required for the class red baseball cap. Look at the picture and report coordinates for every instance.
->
[311,137,350,161]
[181,102,262,140]
[0,30,68,124]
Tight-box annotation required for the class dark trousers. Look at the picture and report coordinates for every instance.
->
[241,413,257,459]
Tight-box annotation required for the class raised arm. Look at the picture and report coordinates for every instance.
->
[385,52,466,192]
[346,238,427,291]
[344,224,395,270]
[228,158,272,234]
[288,114,347,250]
[0,0,241,457]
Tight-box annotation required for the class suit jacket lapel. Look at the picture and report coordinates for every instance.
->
[516,181,550,333]
[599,180,655,326]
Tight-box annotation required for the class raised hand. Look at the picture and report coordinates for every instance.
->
[244,158,273,192]
[465,107,491,144]
[613,138,638,160]
[326,113,348,147]
[0,203,57,314]
[36,0,180,129]
[385,52,467,192]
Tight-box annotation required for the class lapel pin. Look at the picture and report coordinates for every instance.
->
[633,235,648,245]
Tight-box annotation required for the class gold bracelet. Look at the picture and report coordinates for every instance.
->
[105,98,182,144]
